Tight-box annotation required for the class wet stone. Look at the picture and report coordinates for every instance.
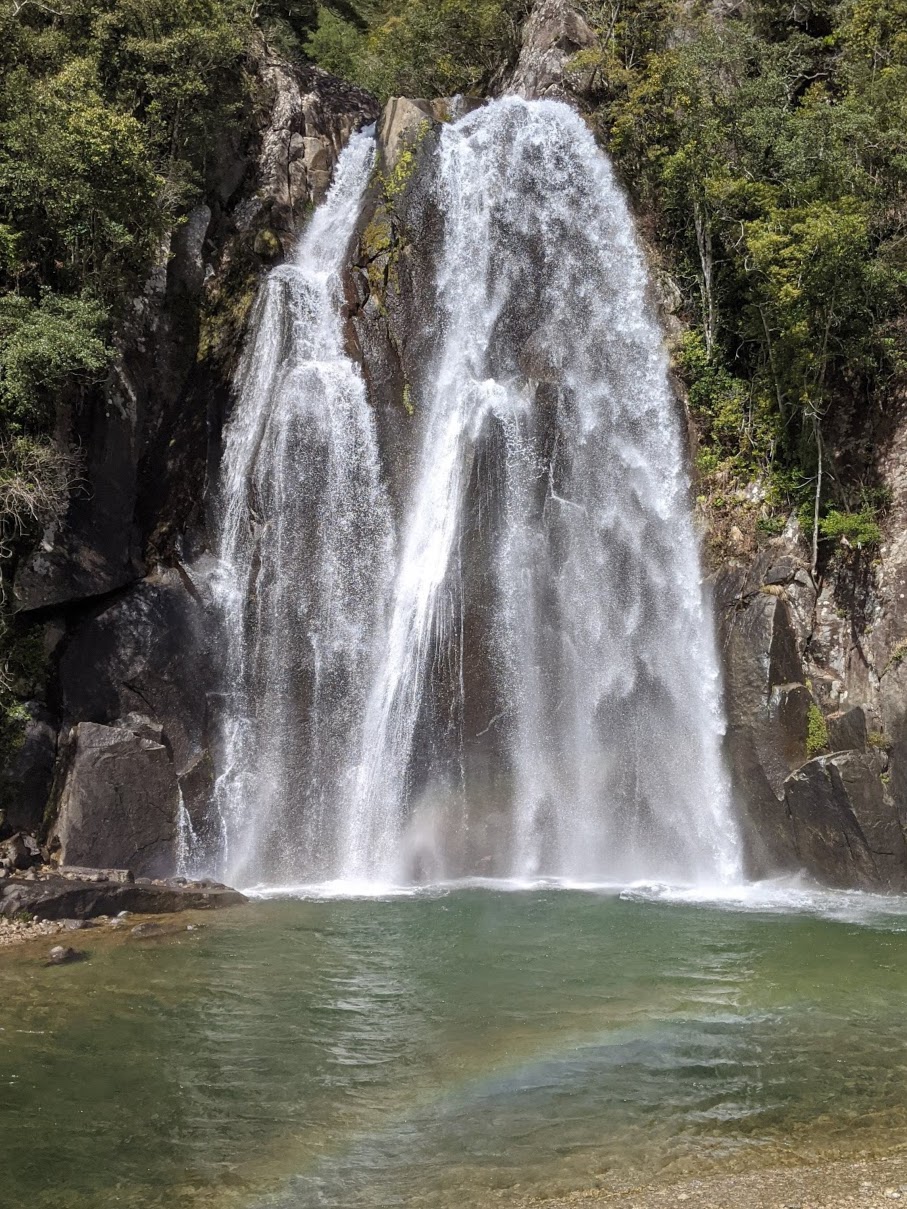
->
[45,945,85,966]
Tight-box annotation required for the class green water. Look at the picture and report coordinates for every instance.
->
[3,887,907,1209]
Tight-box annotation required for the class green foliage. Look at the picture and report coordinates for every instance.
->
[0,291,110,429]
[381,123,430,203]
[589,0,907,534]
[675,329,776,479]
[818,508,882,549]
[0,56,166,293]
[305,6,365,76]
[868,730,892,752]
[806,703,829,757]
[305,0,524,99]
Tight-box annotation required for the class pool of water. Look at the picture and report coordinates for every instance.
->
[3,884,907,1209]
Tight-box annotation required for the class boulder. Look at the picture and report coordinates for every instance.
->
[45,945,85,966]
[378,97,435,170]
[827,705,869,753]
[784,751,907,891]
[130,921,166,939]
[48,722,179,878]
[56,569,214,836]
[716,579,810,874]
[0,874,247,921]
[0,832,41,871]
[507,0,596,100]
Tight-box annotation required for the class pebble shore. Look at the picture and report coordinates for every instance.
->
[0,915,78,948]
[537,1154,907,1209]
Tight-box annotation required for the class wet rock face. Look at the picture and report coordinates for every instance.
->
[717,574,806,876]
[507,0,596,100]
[49,722,179,878]
[713,515,907,888]
[784,752,907,891]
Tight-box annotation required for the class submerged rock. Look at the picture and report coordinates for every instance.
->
[130,921,166,939]
[45,945,85,966]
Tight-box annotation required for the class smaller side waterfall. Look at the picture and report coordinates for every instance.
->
[209,131,394,887]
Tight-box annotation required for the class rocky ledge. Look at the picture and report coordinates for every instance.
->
[0,867,247,921]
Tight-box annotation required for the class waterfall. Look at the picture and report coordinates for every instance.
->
[210,130,395,886]
[209,99,742,891]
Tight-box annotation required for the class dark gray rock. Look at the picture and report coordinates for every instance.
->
[13,393,145,610]
[1,873,246,920]
[0,705,58,835]
[784,751,907,891]
[715,578,810,874]
[48,722,179,878]
[56,569,212,831]
[827,706,869,753]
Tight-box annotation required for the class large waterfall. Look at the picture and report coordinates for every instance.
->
[208,98,742,891]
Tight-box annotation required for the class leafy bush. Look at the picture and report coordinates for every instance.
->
[0,292,110,429]
[306,0,524,99]
[818,508,882,549]
[806,703,829,758]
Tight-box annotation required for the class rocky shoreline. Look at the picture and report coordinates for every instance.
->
[537,1154,907,1209]
[0,849,246,948]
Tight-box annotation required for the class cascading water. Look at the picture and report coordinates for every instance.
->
[209,98,742,891]
[209,130,395,886]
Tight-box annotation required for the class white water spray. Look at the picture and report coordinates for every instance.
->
[209,100,742,890]
[210,131,394,886]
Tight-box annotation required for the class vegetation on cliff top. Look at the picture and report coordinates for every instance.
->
[306,0,525,98]
[304,0,907,565]
[575,0,907,564]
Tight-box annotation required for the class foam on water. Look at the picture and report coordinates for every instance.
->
[243,874,907,930]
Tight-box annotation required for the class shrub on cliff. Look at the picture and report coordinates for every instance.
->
[306,0,525,98]
[584,0,907,551]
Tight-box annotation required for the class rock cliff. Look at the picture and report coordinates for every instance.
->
[4,1,907,894]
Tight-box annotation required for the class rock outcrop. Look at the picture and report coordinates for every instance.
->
[784,751,907,891]
[713,504,907,886]
[48,723,179,878]
[507,0,596,100]
[0,871,247,921]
